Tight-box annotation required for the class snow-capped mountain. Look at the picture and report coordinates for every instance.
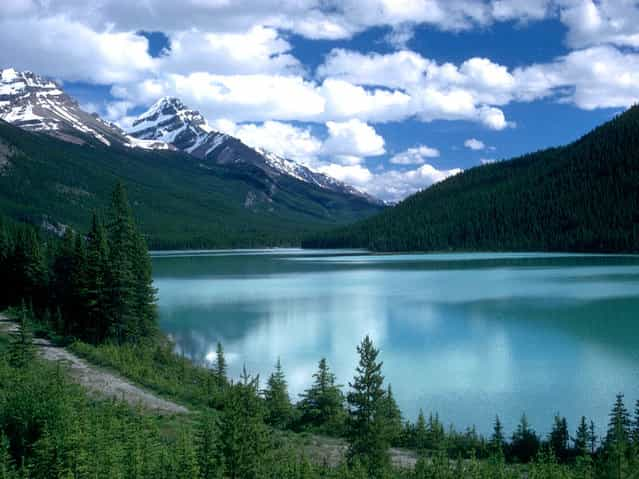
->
[0,68,379,204]
[128,97,380,202]
[0,68,129,146]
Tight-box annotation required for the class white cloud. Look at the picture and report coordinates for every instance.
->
[464,138,486,150]
[560,0,639,49]
[322,119,385,161]
[0,16,155,84]
[480,158,497,165]
[365,164,463,202]
[220,120,323,164]
[159,26,301,76]
[316,161,461,203]
[513,45,639,109]
[390,145,440,165]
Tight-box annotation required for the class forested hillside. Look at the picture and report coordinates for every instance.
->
[0,121,381,249]
[303,106,639,252]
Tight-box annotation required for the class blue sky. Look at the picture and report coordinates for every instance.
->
[1,0,637,201]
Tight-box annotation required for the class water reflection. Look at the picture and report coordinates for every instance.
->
[154,250,639,436]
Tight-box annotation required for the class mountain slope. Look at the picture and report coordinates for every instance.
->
[303,106,639,252]
[128,97,380,202]
[0,120,382,248]
[0,68,133,146]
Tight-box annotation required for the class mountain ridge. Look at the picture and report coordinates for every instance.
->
[303,105,639,252]
[0,68,380,205]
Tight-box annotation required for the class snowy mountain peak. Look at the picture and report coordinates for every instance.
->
[0,67,127,146]
[128,96,216,152]
[127,97,381,203]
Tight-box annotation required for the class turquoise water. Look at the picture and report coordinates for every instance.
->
[152,250,639,436]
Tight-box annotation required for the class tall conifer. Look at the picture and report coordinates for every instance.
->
[346,335,390,477]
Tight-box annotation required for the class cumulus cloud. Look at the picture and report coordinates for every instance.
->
[0,16,155,84]
[390,146,440,165]
[464,138,486,150]
[219,120,322,164]
[365,164,463,203]
[322,119,385,161]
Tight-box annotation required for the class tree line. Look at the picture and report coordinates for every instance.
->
[0,182,156,344]
[303,105,639,252]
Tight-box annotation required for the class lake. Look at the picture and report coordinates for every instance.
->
[152,249,639,437]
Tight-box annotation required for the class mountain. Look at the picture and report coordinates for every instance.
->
[0,119,382,248]
[303,106,639,253]
[0,68,383,246]
[127,97,379,202]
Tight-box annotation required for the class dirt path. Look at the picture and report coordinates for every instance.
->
[0,314,188,415]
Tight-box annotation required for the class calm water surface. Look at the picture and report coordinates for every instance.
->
[152,250,639,436]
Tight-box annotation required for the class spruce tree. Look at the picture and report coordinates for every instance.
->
[346,335,390,477]
[131,228,157,340]
[379,384,403,446]
[105,181,137,343]
[263,357,293,429]
[589,420,597,455]
[511,414,539,463]
[414,410,428,453]
[549,415,569,461]
[574,416,590,456]
[69,233,88,336]
[85,213,110,343]
[490,415,505,455]
[8,304,35,368]
[632,399,639,448]
[606,393,631,447]
[196,413,224,479]
[605,393,631,479]
[221,367,269,479]
[213,342,227,387]
[298,358,345,433]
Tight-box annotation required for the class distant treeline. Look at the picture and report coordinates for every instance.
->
[303,105,639,252]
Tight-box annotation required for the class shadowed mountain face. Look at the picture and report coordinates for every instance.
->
[304,105,639,253]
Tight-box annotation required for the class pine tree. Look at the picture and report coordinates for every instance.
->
[221,367,269,479]
[69,233,89,336]
[85,213,110,343]
[414,410,428,453]
[298,357,345,433]
[8,304,35,368]
[13,227,47,308]
[605,393,631,479]
[105,181,137,343]
[589,420,597,455]
[263,357,293,429]
[606,393,631,447]
[511,413,539,463]
[346,335,390,477]
[131,228,157,339]
[379,384,402,446]
[574,416,590,456]
[196,413,224,479]
[549,415,569,461]
[213,342,227,388]
[632,399,639,447]
[490,415,505,455]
